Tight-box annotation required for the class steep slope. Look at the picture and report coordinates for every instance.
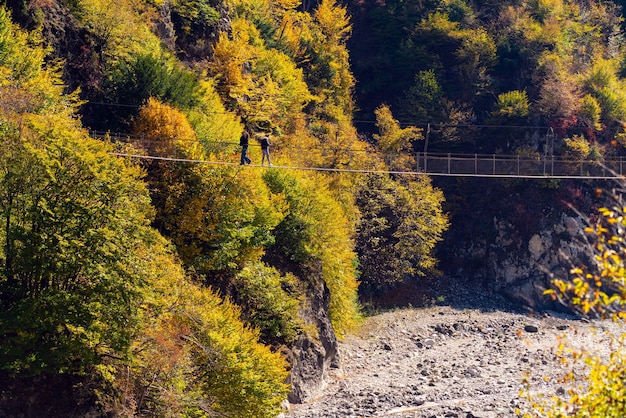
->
[346,0,626,308]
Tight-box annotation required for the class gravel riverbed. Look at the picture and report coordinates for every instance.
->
[283,303,623,418]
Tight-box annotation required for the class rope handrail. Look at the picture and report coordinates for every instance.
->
[94,131,626,179]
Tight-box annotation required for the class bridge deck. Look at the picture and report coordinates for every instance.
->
[417,152,625,179]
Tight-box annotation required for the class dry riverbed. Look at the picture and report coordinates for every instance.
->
[283,304,623,418]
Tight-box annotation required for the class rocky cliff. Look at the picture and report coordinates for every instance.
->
[435,178,601,311]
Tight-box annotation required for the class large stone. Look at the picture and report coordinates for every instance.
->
[287,279,339,403]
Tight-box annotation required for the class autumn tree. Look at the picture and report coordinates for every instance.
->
[354,173,448,297]
[132,96,200,157]
[124,257,290,417]
[354,104,447,298]
[373,104,421,172]
[101,52,202,130]
[0,5,159,375]
[531,189,626,417]
[149,163,285,280]
[262,169,360,337]
[0,9,292,418]
[300,0,354,122]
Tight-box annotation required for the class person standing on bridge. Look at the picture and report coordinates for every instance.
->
[259,134,272,166]
[240,130,252,165]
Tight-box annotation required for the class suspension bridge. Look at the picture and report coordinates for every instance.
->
[95,131,626,180]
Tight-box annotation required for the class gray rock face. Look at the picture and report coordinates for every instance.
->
[287,279,338,403]
[450,211,593,311]
[491,212,593,310]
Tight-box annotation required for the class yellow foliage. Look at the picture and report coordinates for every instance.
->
[209,18,257,100]
[132,97,201,158]
[532,195,626,417]
[120,238,289,416]
[75,0,161,65]
[0,7,79,119]
[276,11,312,59]
[420,11,461,34]
[151,162,287,274]
[563,134,590,161]
[579,94,602,130]
[314,0,352,44]
[186,79,241,157]
[263,169,361,337]
[211,16,314,134]
[374,104,422,172]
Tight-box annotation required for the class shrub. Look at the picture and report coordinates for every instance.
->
[234,262,304,345]
[132,97,200,158]
[355,173,448,296]
[563,134,590,160]
[495,90,530,118]
[123,257,290,417]
[579,94,602,131]
[262,169,360,337]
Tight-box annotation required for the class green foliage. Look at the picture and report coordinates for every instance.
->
[106,52,202,109]
[404,69,445,123]
[583,59,626,124]
[0,118,155,374]
[225,0,298,42]
[440,0,475,24]
[454,27,496,98]
[210,17,314,133]
[0,6,159,375]
[186,79,242,157]
[563,134,590,160]
[495,90,530,118]
[125,256,290,417]
[0,7,46,85]
[73,0,161,65]
[171,0,220,28]
[350,0,626,152]
[262,169,360,337]
[149,163,286,277]
[354,173,449,296]
[234,262,304,345]
[255,48,315,122]
[181,281,289,418]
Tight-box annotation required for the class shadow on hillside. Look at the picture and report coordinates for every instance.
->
[359,275,532,317]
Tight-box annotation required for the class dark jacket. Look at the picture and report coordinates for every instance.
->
[240,131,249,146]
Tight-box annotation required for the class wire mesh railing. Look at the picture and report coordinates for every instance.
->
[417,152,626,179]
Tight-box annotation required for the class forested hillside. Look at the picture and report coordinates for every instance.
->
[3,0,626,416]
[349,0,626,153]
[347,0,626,309]
[0,0,447,416]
